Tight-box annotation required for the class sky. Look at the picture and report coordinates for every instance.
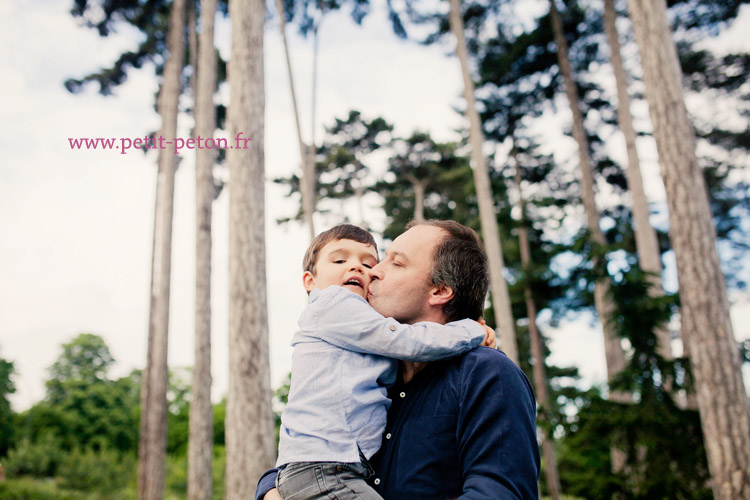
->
[1,0,749,412]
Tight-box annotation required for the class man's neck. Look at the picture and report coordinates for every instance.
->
[400,309,448,383]
[400,361,427,384]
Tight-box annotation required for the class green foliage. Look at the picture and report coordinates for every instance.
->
[740,339,750,365]
[212,398,226,446]
[57,446,136,494]
[166,368,191,455]
[273,373,292,447]
[376,132,476,241]
[0,478,92,500]
[165,453,188,496]
[557,265,711,499]
[162,446,226,500]
[558,395,711,500]
[0,354,16,456]
[46,333,114,400]
[210,445,226,500]
[275,110,393,228]
[22,357,139,454]
[65,0,229,96]
[4,434,64,478]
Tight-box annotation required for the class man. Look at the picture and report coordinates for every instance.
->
[257,220,540,499]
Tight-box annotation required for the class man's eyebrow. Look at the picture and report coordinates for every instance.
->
[385,250,409,262]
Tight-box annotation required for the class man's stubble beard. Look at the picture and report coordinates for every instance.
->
[369,281,434,325]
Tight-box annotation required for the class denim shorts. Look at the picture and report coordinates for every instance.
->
[276,460,383,500]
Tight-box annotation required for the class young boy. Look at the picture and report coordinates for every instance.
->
[275,224,490,500]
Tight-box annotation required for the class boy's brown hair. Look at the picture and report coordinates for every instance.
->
[303,224,378,274]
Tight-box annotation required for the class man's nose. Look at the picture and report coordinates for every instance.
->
[369,263,383,281]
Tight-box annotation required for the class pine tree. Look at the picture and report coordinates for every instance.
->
[188,0,218,497]
[450,0,518,363]
[138,1,186,498]
[225,0,276,497]
[626,0,750,497]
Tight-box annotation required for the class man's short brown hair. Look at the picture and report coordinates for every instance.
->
[303,224,378,274]
[406,219,489,322]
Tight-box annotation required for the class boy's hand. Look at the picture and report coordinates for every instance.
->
[478,318,497,349]
[263,488,282,500]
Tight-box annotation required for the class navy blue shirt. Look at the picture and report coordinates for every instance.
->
[256,347,540,499]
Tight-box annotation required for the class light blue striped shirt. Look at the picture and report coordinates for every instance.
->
[276,286,485,466]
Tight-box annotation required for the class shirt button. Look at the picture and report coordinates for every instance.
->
[385,433,391,439]
[389,325,396,331]
[399,392,406,398]
[374,478,381,485]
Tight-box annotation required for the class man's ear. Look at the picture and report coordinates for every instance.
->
[427,284,454,307]
[302,271,316,293]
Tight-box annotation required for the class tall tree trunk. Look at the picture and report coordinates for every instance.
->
[188,0,217,498]
[449,0,518,364]
[354,180,366,228]
[405,174,426,222]
[305,17,322,233]
[548,0,629,403]
[626,1,750,498]
[275,0,315,241]
[138,0,186,499]
[188,0,198,100]
[512,146,562,500]
[603,0,674,367]
[225,0,276,497]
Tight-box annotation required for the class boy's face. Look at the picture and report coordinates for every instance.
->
[303,238,379,299]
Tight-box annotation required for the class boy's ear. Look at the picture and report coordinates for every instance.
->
[427,284,454,307]
[302,271,316,293]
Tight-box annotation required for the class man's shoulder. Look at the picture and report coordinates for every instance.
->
[459,346,518,369]
[455,347,531,386]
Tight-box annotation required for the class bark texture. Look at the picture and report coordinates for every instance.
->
[513,148,561,500]
[188,0,217,498]
[449,0,518,364]
[627,1,750,498]
[275,0,315,241]
[225,0,276,497]
[603,0,674,365]
[404,173,426,222]
[138,0,185,498]
[548,0,629,402]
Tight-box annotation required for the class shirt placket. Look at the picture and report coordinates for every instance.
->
[372,369,435,493]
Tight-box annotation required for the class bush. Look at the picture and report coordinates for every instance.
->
[163,446,226,500]
[165,453,187,497]
[0,477,86,500]
[4,434,63,478]
[57,446,136,494]
[212,445,226,500]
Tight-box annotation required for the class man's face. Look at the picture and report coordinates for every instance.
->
[303,238,378,299]
[368,225,446,324]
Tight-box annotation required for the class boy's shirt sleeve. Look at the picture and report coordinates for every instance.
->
[302,286,485,361]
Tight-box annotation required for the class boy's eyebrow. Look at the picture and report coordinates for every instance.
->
[327,248,349,257]
[361,251,378,262]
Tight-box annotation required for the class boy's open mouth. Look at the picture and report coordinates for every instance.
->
[343,276,364,289]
